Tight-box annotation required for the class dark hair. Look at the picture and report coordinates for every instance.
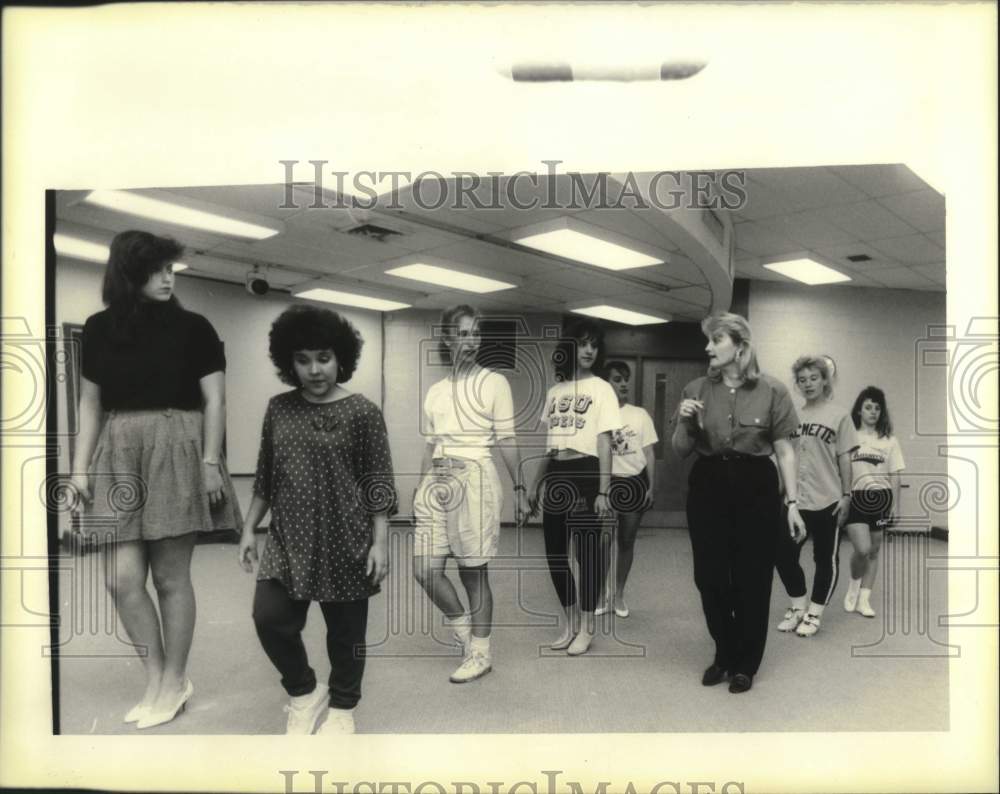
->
[269,304,364,387]
[851,386,893,437]
[437,304,481,363]
[604,360,631,380]
[101,230,184,335]
[553,316,606,381]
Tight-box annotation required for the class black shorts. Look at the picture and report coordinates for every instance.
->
[847,489,893,531]
[608,472,650,514]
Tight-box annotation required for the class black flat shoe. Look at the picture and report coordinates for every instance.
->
[728,673,753,694]
[701,664,729,686]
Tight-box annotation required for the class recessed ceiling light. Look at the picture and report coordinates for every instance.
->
[53,233,110,263]
[763,258,852,285]
[385,263,515,293]
[54,233,190,271]
[515,228,662,270]
[291,285,410,312]
[570,304,670,326]
[83,190,281,240]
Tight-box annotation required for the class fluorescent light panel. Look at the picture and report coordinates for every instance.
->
[385,263,515,293]
[763,258,851,285]
[53,233,188,271]
[294,287,410,312]
[84,190,280,240]
[571,305,669,326]
[513,228,661,270]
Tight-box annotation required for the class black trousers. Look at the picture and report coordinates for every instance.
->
[252,579,368,709]
[775,503,842,606]
[541,457,611,613]
[686,455,781,677]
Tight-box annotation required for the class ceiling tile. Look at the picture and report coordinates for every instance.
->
[812,241,904,268]
[822,200,919,240]
[533,268,660,298]
[866,267,940,290]
[744,167,869,210]
[733,221,803,257]
[876,190,945,233]
[829,165,929,197]
[731,178,796,221]
[759,212,857,248]
[912,263,947,285]
[868,234,945,265]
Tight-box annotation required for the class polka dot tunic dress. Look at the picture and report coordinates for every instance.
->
[253,391,396,602]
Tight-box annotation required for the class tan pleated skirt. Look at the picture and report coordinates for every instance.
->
[86,408,243,543]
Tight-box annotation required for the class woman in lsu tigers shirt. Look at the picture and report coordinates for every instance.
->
[527,316,621,657]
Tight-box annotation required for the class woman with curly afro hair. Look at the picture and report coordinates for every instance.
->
[238,304,397,735]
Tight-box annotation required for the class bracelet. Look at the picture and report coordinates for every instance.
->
[842,492,852,498]
[785,498,797,506]
[514,485,526,492]
[598,491,608,497]
[202,459,221,467]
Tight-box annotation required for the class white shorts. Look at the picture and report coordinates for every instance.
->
[413,458,503,567]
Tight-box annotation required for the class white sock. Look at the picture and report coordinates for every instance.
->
[446,614,471,641]
[848,577,862,592]
[790,596,807,611]
[859,587,873,603]
[808,601,825,617]
[469,635,491,656]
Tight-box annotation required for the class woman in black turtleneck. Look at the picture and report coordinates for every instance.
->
[69,230,241,729]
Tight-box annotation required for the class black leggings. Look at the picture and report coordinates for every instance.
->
[252,579,369,709]
[541,457,611,613]
[775,503,842,606]
[686,455,780,677]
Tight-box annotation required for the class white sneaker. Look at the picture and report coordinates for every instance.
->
[449,649,492,683]
[856,597,876,618]
[844,579,861,612]
[776,607,805,632]
[284,684,329,735]
[796,613,821,637]
[316,707,356,735]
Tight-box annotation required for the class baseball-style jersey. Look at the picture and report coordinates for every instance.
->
[790,400,858,510]
[542,376,622,457]
[851,431,905,491]
[611,403,658,476]
[423,368,516,461]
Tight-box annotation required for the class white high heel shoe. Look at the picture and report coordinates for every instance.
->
[123,702,151,724]
[136,679,193,730]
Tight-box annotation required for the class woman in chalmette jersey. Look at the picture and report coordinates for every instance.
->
[842,386,905,619]
[69,230,241,729]
[773,355,858,638]
[412,305,527,683]
[527,317,621,656]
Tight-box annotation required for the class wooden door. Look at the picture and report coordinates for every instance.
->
[640,358,706,527]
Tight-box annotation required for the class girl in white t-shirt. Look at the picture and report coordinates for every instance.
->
[527,318,621,656]
[596,360,657,619]
[411,305,528,685]
[843,386,905,618]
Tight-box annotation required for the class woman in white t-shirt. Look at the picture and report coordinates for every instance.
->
[773,355,858,638]
[412,305,528,684]
[596,360,657,619]
[843,386,905,619]
[527,317,621,656]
